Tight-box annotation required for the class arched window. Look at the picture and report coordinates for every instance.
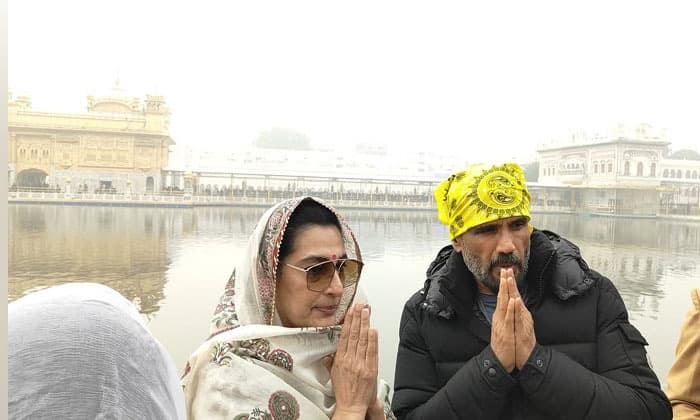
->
[650,162,656,177]
[686,170,692,179]
[637,162,643,176]
[624,161,630,176]
[663,169,669,178]
[594,163,598,173]
[608,162,613,172]
[693,170,698,179]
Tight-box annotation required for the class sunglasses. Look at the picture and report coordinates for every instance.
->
[285,258,363,292]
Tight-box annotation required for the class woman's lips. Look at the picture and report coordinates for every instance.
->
[314,305,338,314]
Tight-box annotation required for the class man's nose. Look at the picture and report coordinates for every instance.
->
[496,230,516,255]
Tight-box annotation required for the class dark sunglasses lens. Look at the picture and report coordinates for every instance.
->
[339,260,361,285]
[307,261,336,290]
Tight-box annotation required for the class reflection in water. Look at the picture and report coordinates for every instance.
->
[533,214,700,253]
[341,209,447,260]
[532,214,700,323]
[9,205,700,388]
[9,205,173,316]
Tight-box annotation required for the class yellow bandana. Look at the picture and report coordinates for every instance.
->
[435,163,532,240]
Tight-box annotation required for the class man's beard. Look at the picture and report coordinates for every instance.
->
[461,244,530,294]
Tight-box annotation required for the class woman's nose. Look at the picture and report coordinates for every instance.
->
[325,270,344,295]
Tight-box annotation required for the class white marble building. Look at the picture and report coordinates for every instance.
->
[535,123,700,215]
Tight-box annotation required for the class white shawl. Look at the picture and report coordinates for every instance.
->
[8,282,186,420]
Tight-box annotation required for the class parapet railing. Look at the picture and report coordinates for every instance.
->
[9,191,696,216]
[7,190,438,210]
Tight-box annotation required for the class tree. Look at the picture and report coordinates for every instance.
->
[669,149,700,161]
[522,161,540,182]
[255,128,311,150]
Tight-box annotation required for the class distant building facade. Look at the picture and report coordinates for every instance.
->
[8,88,173,194]
[164,143,468,197]
[535,123,700,215]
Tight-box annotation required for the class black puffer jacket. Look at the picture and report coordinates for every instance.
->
[391,229,671,420]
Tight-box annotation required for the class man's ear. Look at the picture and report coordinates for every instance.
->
[451,238,463,253]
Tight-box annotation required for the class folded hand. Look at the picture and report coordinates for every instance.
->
[325,303,381,420]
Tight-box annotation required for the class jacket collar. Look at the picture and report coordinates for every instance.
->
[421,229,594,319]
[533,229,595,300]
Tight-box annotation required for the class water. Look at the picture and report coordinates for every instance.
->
[8,204,700,389]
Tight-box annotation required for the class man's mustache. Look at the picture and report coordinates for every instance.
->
[488,253,523,272]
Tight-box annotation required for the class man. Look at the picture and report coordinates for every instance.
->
[391,163,671,420]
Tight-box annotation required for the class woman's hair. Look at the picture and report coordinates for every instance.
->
[278,198,342,262]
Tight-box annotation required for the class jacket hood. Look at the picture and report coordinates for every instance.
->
[420,229,595,319]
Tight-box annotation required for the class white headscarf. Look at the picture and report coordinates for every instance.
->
[8,282,186,420]
[182,196,392,419]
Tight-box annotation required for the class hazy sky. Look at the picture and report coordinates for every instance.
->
[9,1,700,162]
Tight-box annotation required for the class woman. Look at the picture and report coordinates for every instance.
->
[8,282,186,420]
[182,196,392,419]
